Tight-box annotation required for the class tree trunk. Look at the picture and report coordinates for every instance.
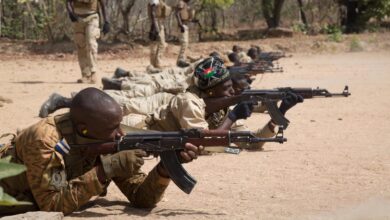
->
[261,0,285,29]
[297,0,308,26]
[0,0,2,37]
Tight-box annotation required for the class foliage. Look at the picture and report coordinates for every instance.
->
[349,36,364,52]
[0,156,31,206]
[322,24,344,42]
[200,0,235,8]
[292,23,308,34]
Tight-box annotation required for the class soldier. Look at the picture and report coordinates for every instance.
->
[0,88,201,215]
[145,57,302,151]
[101,58,204,99]
[148,0,171,69]
[175,0,195,67]
[66,0,110,84]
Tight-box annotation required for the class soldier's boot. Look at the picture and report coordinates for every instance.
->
[102,77,122,90]
[176,59,190,68]
[146,65,162,74]
[90,72,97,84]
[39,93,73,118]
[77,76,91,84]
[114,68,130,78]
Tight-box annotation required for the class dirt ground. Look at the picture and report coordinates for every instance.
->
[0,36,390,219]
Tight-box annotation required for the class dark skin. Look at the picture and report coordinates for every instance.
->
[70,88,202,182]
[201,79,236,131]
[150,3,160,34]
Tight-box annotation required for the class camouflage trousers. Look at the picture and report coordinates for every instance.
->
[73,14,100,77]
[105,91,174,116]
[177,25,189,63]
[150,21,167,68]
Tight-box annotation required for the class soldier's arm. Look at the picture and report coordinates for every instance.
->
[112,165,170,208]
[171,95,210,129]
[150,4,160,33]
[175,1,185,30]
[23,140,105,215]
[66,0,74,14]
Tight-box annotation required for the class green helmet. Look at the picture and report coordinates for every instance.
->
[193,56,230,90]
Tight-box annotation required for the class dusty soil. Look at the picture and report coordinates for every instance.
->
[0,36,390,219]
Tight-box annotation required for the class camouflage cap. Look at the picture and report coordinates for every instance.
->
[193,56,230,90]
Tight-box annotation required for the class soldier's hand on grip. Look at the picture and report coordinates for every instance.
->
[279,92,304,115]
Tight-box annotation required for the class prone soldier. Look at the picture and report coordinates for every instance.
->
[0,88,201,215]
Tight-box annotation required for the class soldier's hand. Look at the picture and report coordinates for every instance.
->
[102,21,110,35]
[101,150,147,179]
[180,25,186,33]
[279,92,304,115]
[228,102,255,122]
[179,143,204,163]
[68,12,79,22]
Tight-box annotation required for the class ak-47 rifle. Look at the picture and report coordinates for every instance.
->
[228,62,283,75]
[72,129,286,194]
[204,86,351,128]
[257,51,288,62]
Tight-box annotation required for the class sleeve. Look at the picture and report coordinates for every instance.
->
[113,166,170,208]
[23,140,105,215]
[176,1,185,9]
[171,95,209,129]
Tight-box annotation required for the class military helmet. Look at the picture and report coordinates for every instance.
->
[194,56,230,90]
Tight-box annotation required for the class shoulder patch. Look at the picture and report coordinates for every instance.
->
[54,139,70,156]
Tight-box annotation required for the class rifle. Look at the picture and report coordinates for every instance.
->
[257,51,288,62]
[204,86,351,128]
[228,62,283,75]
[72,128,287,194]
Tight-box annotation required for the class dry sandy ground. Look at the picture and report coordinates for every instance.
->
[0,48,390,219]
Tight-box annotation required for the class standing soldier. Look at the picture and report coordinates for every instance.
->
[66,0,110,84]
[175,0,194,68]
[148,0,171,70]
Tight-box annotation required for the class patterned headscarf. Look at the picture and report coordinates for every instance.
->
[193,56,230,90]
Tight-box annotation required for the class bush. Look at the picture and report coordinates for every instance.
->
[0,156,31,206]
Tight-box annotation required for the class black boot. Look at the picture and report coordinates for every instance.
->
[177,60,190,68]
[39,93,72,118]
[114,68,130,78]
[102,77,122,90]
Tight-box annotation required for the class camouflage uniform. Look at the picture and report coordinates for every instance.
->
[176,1,195,64]
[114,65,197,99]
[0,114,170,215]
[145,86,209,131]
[73,0,100,79]
[146,86,275,150]
[238,51,253,63]
[148,0,171,68]
[104,91,175,129]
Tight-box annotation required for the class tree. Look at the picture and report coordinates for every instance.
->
[261,0,286,28]
[198,0,235,32]
[338,0,390,33]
